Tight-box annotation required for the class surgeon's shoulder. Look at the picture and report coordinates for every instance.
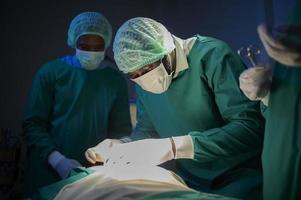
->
[192,35,243,77]
[34,58,64,79]
[194,35,234,56]
[102,59,127,85]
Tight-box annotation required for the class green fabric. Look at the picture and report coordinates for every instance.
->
[34,167,94,200]
[23,59,132,197]
[262,64,301,200]
[132,35,264,198]
[263,1,301,199]
[138,190,239,200]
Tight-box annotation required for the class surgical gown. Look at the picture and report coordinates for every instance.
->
[23,58,132,197]
[131,36,265,199]
[262,1,301,199]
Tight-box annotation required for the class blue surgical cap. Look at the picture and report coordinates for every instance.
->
[67,12,112,48]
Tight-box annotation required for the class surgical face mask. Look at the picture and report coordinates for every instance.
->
[132,63,173,94]
[76,48,105,70]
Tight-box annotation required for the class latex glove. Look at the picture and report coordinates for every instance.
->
[239,65,272,106]
[258,24,301,67]
[103,138,175,167]
[48,151,82,179]
[85,139,122,164]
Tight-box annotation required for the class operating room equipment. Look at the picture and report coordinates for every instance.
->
[237,45,261,67]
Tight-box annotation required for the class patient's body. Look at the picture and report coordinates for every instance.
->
[54,165,194,200]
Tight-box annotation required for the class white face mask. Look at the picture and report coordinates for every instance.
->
[76,48,105,70]
[132,63,173,94]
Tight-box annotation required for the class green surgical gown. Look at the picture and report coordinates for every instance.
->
[131,35,265,199]
[23,59,132,197]
[262,1,301,199]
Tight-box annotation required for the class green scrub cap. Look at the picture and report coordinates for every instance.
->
[113,17,175,73]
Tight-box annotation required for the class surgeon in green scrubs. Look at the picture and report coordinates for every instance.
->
[239,1,301,199]
[85,17,265,199]
[23,12,132,197]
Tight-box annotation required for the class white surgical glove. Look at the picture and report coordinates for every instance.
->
[105,138,174,167]
[239,65,272,106]
[103,136,193,167]
[85,139,122,164]
[258,24,301,67]
[48,151,82,179]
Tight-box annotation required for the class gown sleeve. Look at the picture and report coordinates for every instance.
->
[23,63,57,162]
[189,41,265,163]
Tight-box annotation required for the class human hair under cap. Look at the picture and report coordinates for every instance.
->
[67,12,112,48]
[113,17,175,74]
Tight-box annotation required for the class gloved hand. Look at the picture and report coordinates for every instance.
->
[239,65,272,106]
[103,138,175,167]
[48,151,82,179]
[85,139,122,164]
[258,24,301,67]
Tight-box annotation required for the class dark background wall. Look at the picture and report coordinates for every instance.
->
[0,0,294,135]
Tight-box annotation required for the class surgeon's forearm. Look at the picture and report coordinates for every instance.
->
[23,123,57,161]
[189,123,262,163]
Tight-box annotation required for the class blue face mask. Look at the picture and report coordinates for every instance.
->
[76,48,105,70]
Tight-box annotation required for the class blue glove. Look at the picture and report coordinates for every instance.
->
[48,151,82,179]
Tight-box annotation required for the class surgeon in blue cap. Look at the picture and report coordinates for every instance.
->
[23,12,132,197]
